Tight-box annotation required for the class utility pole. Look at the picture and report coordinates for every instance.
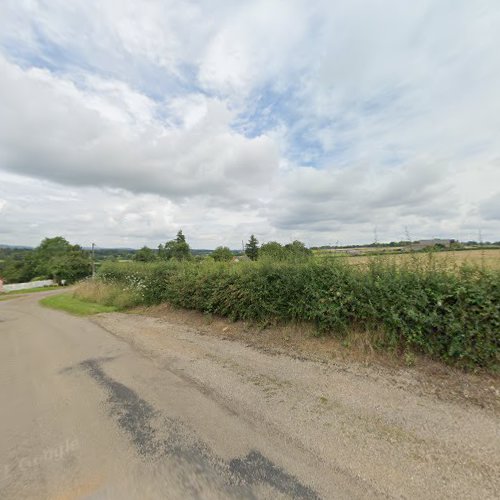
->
[91,243,96,279]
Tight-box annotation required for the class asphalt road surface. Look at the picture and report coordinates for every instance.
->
[1,293,498,499]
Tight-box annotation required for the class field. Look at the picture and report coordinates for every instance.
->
[345,249,500,270]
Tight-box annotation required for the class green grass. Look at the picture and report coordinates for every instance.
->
[39,294,118,316]
[1,285,61,296]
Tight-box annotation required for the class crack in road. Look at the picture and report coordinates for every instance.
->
[78,357,320,499]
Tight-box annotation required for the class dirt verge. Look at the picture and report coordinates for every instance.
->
[130,303,500,414]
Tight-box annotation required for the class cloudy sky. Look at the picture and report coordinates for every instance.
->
[0,0,499,248]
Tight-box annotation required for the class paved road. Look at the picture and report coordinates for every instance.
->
[0,293,362,499]
[1,293,498,499]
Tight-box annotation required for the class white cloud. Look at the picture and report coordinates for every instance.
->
[198,0,312,96]
[0,56,279,202]
[0,0,499,247]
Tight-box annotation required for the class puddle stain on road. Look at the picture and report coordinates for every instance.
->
[78,357,320,500]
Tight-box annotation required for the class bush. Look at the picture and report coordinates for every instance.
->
[211,246,233,262]
[96,258,500,369]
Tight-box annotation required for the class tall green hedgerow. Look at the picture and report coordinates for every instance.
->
[97,258,499,369]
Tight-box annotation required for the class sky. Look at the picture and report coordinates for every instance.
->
[0,0,499,249]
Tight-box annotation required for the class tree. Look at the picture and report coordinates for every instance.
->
[51,250,91,283]
[259,241,286,260]
[157,243,165,259]
[36,236,72,257]
[32,237,93,282]
[211,246,233,262]
[162,230,191,260]
[33,236,72,277]
[0,237,91,284]
[37,237,92,283]
[175,230,186,244]
[284,240,312,259]
[134,246,156,262]
[245,235,259,261]
[0,251,36,283]
[259,240,312,261]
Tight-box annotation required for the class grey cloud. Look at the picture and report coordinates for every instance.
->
[480,194,500,221]
[268,160,458,232]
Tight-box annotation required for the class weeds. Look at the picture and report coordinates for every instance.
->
[73,280,140,309]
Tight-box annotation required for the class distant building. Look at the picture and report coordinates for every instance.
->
[411,239,453,250]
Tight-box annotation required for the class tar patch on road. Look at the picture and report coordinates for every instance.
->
[229,450,320,499]
[78,358,320,499]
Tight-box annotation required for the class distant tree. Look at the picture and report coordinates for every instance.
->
[259,240,312,261]
[40,239,90,282]
[259,241,285,260]
[33,236,72,277]
[36,236,72,257]
[0,251,36,283]
[157,243,166,260]
[0,236,91,284]
[175,230,186,244]
[33,237,93,282]
[162,230,191,260]
[245,235,259,261]
[134,246,156,262]
[284,240,312,259]
[165,240,191,260]
[449,241,464,250]
[211,246,233,262]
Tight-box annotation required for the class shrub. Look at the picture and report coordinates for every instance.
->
[211,246,233,262]
[96,258,500,369]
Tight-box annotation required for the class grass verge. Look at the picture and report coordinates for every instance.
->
[40,294,118,316]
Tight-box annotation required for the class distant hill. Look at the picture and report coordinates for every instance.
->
[0,244,32,249]
[82,246,135,251]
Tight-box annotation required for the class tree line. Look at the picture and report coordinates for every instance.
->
[134,230,192,262]
[0,232,313,284]
[134,231,312,263]
[0,237,90,284]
